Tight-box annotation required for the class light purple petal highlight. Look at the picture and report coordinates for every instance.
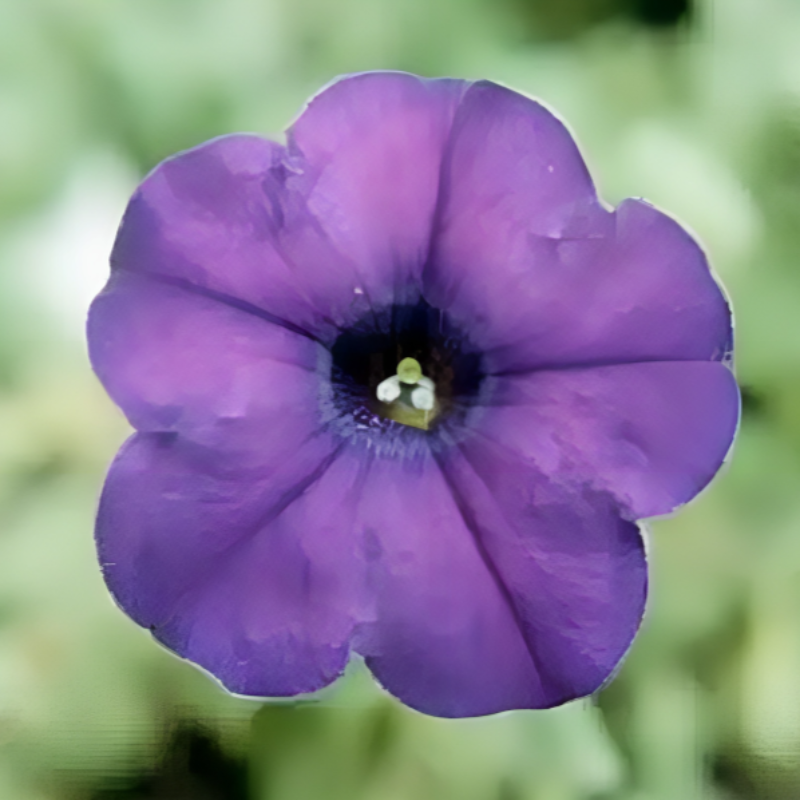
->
[483,360,739,519]
[289,71,468,305]
[425,82,731,371]
[97,434,368,696]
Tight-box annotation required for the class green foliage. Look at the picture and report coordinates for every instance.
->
[1,0,799,797]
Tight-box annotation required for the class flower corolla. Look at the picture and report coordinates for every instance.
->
[88,72,739,718]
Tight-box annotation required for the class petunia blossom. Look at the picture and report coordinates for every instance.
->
[88,72,739,718]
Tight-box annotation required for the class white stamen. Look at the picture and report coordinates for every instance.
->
[410,385,435,411]
[376,375,402,403]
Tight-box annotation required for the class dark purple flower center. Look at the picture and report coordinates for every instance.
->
[326,299,485,440]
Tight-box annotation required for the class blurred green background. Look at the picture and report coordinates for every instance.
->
[0,0,798,797]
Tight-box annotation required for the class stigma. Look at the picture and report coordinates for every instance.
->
[376,358,437,429]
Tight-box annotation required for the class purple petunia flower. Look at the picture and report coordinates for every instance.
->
[88,71,739,718]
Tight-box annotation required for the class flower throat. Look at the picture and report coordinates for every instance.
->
[329,300,484,433]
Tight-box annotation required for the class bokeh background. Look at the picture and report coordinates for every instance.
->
[0,0,797,797]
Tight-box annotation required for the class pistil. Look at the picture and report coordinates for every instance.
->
[376,358,437,429]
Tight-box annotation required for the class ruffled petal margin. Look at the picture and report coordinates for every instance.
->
[108,73,471,342]
[482,360,740,520]
[97,433,365,696]
[424,80,731,372]
[351,447,646,717]
[98,434,646,716]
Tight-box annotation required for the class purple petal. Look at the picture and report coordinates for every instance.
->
[437,447,647,707]
[112,73,471,339]
[110,133,375,337]
[352,448,549,718]
[289,71,468,304]
[97,433,369,696]
[424,82,731,371]
[483,360,739,519]
[88,270,325,452]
